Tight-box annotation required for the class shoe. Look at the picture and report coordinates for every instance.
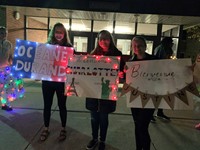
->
[2,105,13,111]
[195,123,200,130]
[98,141,105,150]
[40,130,50,141]
[86,139,98,150]
[151,116,156,123]
[58,129,66,141]
[156,113,170,120]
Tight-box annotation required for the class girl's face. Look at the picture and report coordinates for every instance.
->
[54,26,65,41]
[98,33,111,51]
[132,38,146,56]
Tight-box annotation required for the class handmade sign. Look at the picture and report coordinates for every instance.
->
[12,39,74,82]
[65,55,120,100]
[121,58,199,110]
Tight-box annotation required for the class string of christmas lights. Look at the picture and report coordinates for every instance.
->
[0,66,25,105]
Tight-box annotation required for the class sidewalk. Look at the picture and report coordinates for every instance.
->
[0,79,200,150]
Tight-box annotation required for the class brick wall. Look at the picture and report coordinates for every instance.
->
[6,8,48,53]
[6,8,24,51]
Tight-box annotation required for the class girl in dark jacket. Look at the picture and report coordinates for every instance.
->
[129,36,155,150]
[86,30,124,150]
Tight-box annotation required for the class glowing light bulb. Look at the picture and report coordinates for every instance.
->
[106,57,111,63]
[112,96,117,100]
[113,64,118,69]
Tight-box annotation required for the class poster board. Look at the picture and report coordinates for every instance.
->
[65,55,120,100]
[12,39,74,82]
[121,58,199,110]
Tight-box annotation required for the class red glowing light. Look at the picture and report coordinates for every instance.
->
[112,85,117,90]
[116,79,119,84]
[66,68,71,74]
[113,64,118,69]
[69,57,73,61]
[96,56,101,61]
[117,57,121,61]
[112,96,117,100]
[106,57,111,63]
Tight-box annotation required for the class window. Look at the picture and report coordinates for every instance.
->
[93,21,113,32]
[71,19,91,31]
[115,22,135,34]
[50,18,70,30]
[27,17,48,29]
[162,25,178,37]
[137,23,157,35]
[73,36,88,52]
[117,39,131,55]
[26,29,48,43]
[146,41,154,55]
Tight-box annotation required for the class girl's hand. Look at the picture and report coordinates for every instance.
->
[118,71,124,78]
[196,54,200,63]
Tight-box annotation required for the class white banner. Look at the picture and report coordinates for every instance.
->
[121,58,199,109]
[65,55,120,100]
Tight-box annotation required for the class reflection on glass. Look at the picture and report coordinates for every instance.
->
[146,41,153,55]
[50,18,70,30]
[27,29,48,43]
[137,23,157,35]
[162,25,179,37]
[72,19,91,31]
[172,38,178,56]
[93,21,113,32]
[117,39,131,55]
[74,36,88,52]
[27,17,48,29]
[115,22,135,34]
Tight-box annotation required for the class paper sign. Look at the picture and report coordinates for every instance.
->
[121,58,199,109]
[65,55,120,100]
[12,39,74,82]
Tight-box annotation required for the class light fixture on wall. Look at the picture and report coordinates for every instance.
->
[13,11,20,20]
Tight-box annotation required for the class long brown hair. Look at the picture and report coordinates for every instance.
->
[91,30,119,55]
[47,22,71,46]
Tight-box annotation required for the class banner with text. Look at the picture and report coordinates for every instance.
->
[121,58,199,110]
[12,39,74,82]
[65,55,120,100]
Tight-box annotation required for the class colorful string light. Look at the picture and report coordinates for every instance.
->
[0,66,25,104]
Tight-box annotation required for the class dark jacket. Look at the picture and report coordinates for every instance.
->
[130,53,157,61]
[154,44,173,59]
[86,48,125,113]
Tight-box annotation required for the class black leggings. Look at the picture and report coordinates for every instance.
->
[42,81,67,128]
[90,111,109,142]
[131,108,155,150]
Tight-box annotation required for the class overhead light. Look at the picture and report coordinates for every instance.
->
[13,11,20,20]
